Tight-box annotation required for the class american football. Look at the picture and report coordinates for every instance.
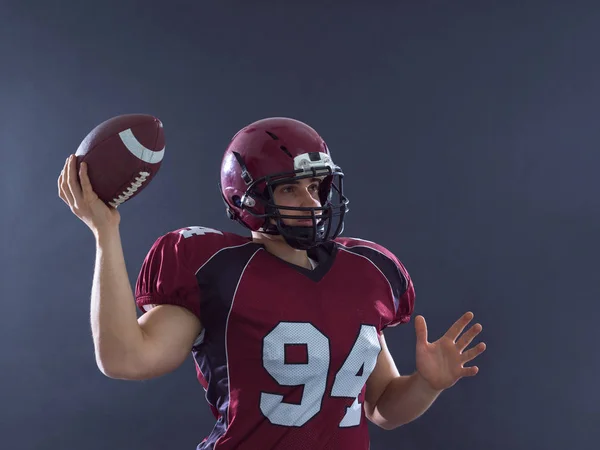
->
[75,114,165,208]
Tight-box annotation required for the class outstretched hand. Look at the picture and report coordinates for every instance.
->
[415,312,486,391]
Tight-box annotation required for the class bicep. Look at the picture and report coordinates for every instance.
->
[134,304,203,380]
[364,332,400,420]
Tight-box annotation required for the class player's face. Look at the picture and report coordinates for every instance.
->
[272,177,322,227]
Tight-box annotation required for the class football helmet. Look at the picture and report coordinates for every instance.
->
[219,117,349,250]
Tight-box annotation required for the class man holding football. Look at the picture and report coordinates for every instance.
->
[58,117,486,450]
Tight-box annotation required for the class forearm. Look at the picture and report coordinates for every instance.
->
[372,372,443,429]
[91,227,144,376]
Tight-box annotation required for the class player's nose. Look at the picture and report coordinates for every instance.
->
[299,189,320,207]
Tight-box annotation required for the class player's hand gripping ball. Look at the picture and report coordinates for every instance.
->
[75,114,165,208]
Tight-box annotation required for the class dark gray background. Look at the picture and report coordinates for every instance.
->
[1,1,598,449]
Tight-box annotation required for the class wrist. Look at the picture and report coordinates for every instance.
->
[414,370,444,395]
[94,225,121,245]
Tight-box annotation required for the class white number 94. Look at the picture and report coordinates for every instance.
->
[260,322,381,428]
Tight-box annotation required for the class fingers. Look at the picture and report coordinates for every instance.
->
[456,322,483,352]
[414,315,428,344]
[58,156,75,206]
[444,311,474,342]
[78,161,95,200]
[461,342,487,363]
[65,155,83,207]
[57,166,67,203]
[461,366,479,377]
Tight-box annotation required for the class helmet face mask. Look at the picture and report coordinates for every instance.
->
[246,167,346,250]
[220,118,349,250]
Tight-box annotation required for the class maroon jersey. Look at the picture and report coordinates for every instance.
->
[135,226,415,450]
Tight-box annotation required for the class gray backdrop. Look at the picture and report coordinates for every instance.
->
[1,1,598,449]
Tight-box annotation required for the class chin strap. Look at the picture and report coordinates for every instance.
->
[258,222,280,235]
[258,220,324,250]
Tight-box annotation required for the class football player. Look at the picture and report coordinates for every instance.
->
[58,117,486,450]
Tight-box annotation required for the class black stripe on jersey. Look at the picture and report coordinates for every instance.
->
[339,245,408,314]
[192,241,263,450]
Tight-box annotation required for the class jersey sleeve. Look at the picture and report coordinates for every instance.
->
[135,231,202,320]
[383,252,415,328]
[336,237,415,328]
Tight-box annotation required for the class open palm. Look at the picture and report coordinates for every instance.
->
[415,312,486,391]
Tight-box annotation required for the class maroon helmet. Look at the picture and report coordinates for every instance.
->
[219,117,349,249]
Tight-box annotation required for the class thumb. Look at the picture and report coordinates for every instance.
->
[415,315,428,345]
